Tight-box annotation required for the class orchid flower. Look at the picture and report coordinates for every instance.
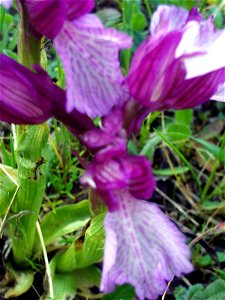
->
[22,0,132,116]
[127,5,225,111]
[81,109,193,300]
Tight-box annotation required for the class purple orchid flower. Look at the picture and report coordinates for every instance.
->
[127,5,225,111]
[0,54,94,135]
[23,0,132,117]
[81,109,193,299]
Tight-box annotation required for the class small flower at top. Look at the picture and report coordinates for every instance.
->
[127,5,225,111]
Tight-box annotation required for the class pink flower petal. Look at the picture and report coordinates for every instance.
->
[150,5,188,36]
[101,191,193,300]
[54,14,132,117]
[176,18,225,78]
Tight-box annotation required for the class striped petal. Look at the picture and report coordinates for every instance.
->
[160,67,225,110]
[54,14,132,117]
[0,54,53,123]
[101,191,193,300]
[150,5,188,36]
[127,31,183,105]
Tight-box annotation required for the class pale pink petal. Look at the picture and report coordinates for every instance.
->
[0,0,12,9]
[54,14,132,117]
[176,18,225,78]
[101,191,193,300]
[150,5,188,36]
[211,82,225,102]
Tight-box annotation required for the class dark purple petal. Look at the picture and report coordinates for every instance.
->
[159,67,225,110]
[126,156,155,199]
[66,0,95,20]
[101,191,193,299]
[127,31,183,105]
[186,7,203,23]
[52,101,95,136]
[54,15,132,116]
[0,54,53,123]
[25,0,67,39]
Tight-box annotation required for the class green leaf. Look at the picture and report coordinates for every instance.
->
[73,266,101,290]
[36,200,91,249]
[56,213,105,272]
[167,123,191,142]
[140,135,161,159]
[175,109,193,127]
[74,213,105,268]
[103,284,135,300]
[0,264,34,298]
[52,273,77,300]
[131,11,147,31]
[192,279,225,300]
[153,166,189,176]
[175,280,225,300]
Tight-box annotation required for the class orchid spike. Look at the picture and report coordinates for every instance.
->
[81,110,193,298]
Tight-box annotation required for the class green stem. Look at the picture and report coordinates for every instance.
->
[10,2,49,267]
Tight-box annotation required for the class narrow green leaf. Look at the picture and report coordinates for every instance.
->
[153,166,189,176]
[192,137,225,163]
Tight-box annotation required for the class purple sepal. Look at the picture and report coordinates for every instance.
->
[0,54,95,135]
[0,54,53,123]
[24,0,95,39]
[25,0,67,39]
[101,191,193,300]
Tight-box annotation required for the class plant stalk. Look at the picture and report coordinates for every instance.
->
[10,1,49,267]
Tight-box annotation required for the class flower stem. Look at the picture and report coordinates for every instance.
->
[9,1,49,267]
